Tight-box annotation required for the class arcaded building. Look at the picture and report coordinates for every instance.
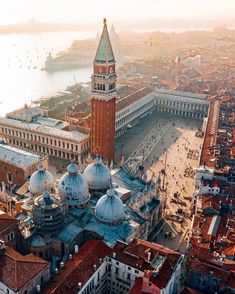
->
[155,88,210,119]
[0,105,89,162]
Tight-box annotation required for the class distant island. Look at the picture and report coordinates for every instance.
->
[1,18,235,34]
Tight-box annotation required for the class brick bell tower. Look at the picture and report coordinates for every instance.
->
[91,18,116,161]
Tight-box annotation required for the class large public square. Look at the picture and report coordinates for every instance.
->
[115,110,203,252]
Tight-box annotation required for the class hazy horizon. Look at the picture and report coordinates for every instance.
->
[1,0,235,26]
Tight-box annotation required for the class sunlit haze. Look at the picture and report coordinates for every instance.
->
[1,0,235,25]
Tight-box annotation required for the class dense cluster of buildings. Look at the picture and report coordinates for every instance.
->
[0,18,235,294]
[184,94,235,293]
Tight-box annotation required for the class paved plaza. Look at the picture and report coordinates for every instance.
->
[117,110,203,252]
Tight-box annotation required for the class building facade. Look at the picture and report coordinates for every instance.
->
[115,87,155,138]
[91,19,116,161]
[155,89,210,119]
[0,106,89,162]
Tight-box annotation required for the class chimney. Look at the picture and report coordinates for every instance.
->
[0,240,5,255]
[93,264,97,271]
[78,282,82,289]
[99,258,102,264]
[75,244,79,253]
[147,252,151,262]
[54,268,58,274]
[69,254,73,260]
[36,285,41,293]
[113,252,116,259]
[60,262,64,268]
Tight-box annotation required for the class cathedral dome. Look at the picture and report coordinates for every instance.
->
[58,163,90,209]
[95,188,125,225]
[30,165,54,196]
[83,157,111,191]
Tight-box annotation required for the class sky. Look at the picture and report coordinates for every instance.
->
[1,0,235,25]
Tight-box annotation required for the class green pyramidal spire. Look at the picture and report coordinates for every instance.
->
[94,18,115,63]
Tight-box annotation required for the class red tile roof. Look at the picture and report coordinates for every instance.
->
[0,246,48,291]
[129,277,161,294]
[189,258,230,283]
[223,245,235,257]
[112,239,181,289]
[0,212,18,231]
[43,239,112,294]
[181,286,207,294]
[116,86,154,112]
[200,100,220,167]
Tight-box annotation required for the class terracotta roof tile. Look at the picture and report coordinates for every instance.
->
[116,86,154,112]
[129,277,161,294]
[43,239,111,294]
[0,246,48,291]
[0,213,18,231]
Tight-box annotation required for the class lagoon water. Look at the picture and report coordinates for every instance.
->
[0,31,95,116]
[0,26,211,116]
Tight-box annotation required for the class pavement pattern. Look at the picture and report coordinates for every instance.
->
[116,111,203,252]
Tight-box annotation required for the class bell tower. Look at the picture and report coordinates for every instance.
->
[91,18,116,161]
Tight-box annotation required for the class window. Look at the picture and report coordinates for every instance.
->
[115,267,119,275]
[116,261,119,265]
[7,173,13,183]
[128,266,131,271]
[134,269,139,274]
[127,273,131,280]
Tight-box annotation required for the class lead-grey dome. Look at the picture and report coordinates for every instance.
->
[83,157,111,191]
[30,165,54,196]
[58,163,90,209]
[95,188,125,225]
